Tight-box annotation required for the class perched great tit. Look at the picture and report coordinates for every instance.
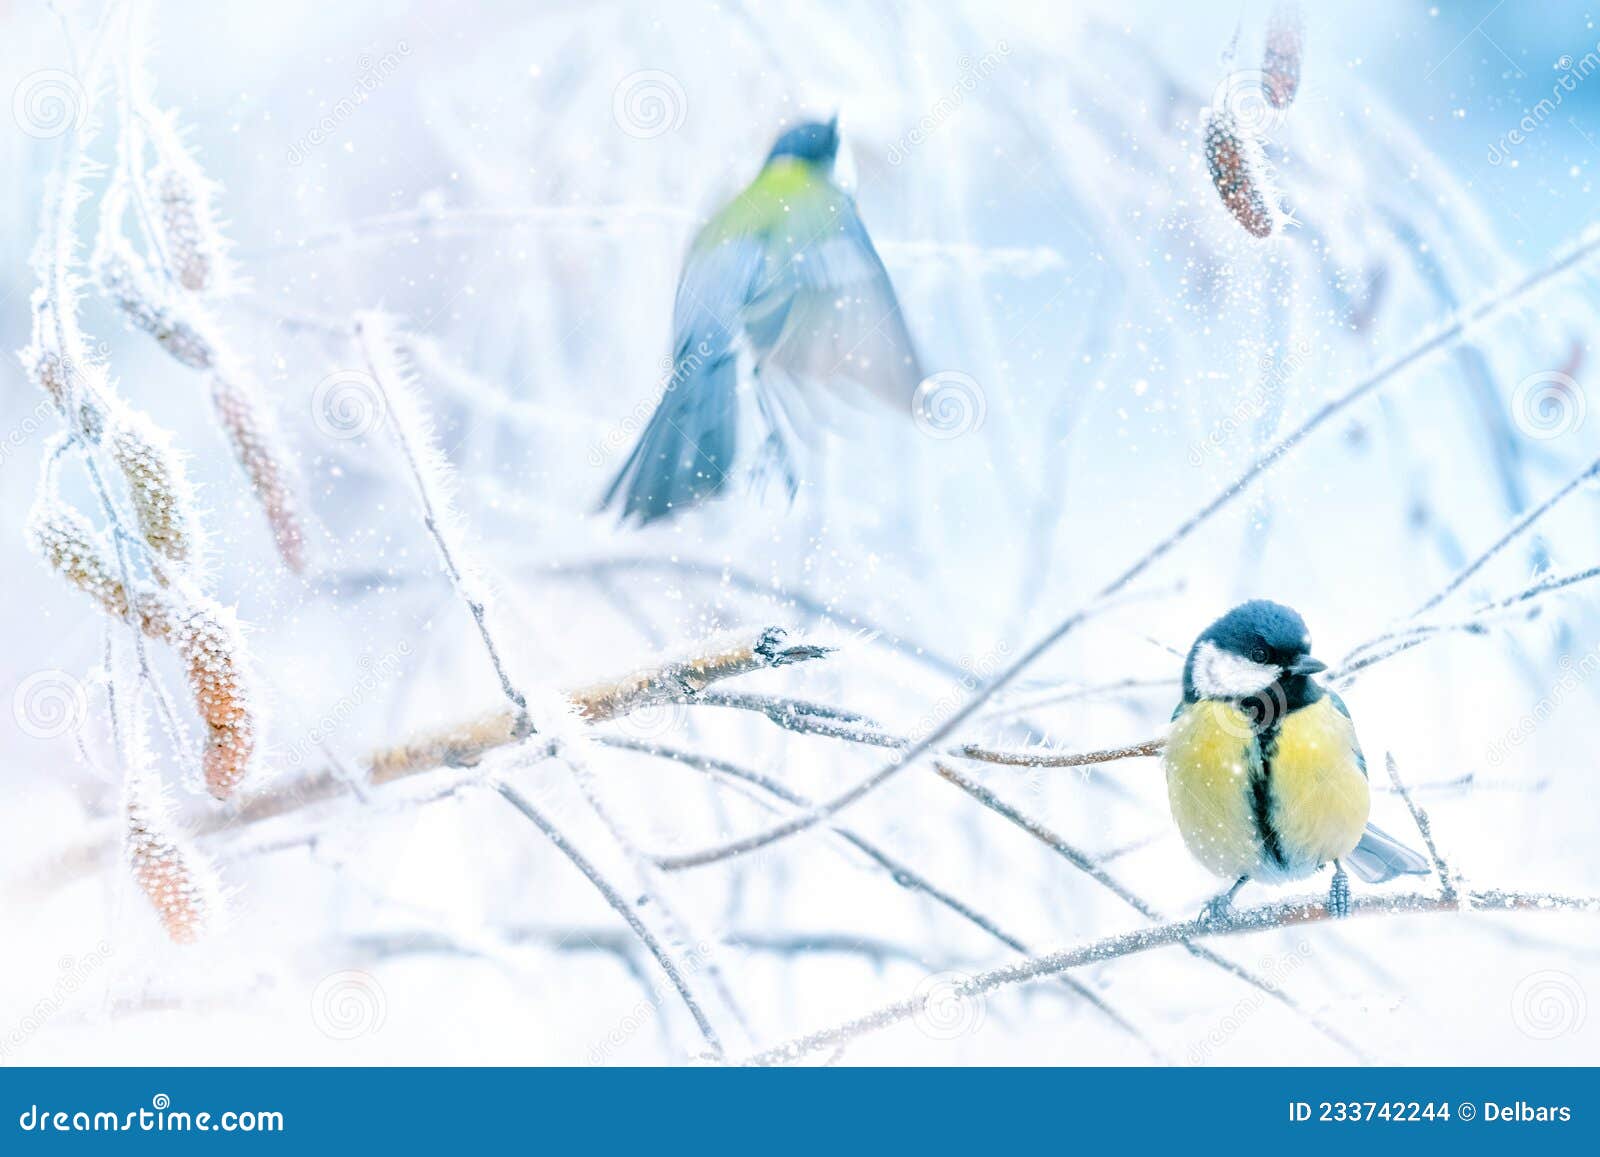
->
[1163,600,1430,919]
[602,117,923,526]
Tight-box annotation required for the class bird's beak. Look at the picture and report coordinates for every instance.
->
[1285,655,1328,676]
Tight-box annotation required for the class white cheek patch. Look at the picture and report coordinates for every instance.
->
[1191,640,1280,698]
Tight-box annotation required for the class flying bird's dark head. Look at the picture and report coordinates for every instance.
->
[1183,599,1327,705]
[766,117,839,168]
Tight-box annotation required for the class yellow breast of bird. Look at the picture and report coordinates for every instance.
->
[1164,695,1371,882]
[1266,696,1371,872]
[1163,701,1263,880]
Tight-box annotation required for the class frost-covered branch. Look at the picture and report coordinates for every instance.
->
[741,889,1600,1065]
[367,627,830,786]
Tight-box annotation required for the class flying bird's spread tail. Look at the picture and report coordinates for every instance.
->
[1345,822,1432,883]
[601,346,740,527]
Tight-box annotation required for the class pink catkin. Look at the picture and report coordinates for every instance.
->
[125,779,214,943]
[166,600,255,800]
[209,371,306,574]
[1262,3,1304,111]
[1204,108,1280,239]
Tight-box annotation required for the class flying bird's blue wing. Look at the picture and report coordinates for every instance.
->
[757,180,925,413]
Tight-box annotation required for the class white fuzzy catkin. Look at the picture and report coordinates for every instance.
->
[23,293,108,438]
[1262,3,1304,111]
[28,500,131,620]
[94,236,217,371]
[1204,107,1281,239]
[110,411,205,571]
[125,765,217,943]
[209,370,306,574]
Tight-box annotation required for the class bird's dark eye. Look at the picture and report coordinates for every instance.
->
[1250,646,1268,664]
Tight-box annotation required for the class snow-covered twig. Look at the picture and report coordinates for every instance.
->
[741,889,1600,1065]
[366,628,829,785]
[932,762,1364,1059]
[1384,753,1455,900]
[605,736,1160,1054]
[494,780,724,1059]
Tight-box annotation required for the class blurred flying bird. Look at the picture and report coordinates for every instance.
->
[1162,600,1430,920]
[602,117,923,526]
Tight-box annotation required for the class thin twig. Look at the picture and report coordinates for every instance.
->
[932,762,1365,1059]
[353,312,529,720]
[603,736,1162,1055]
[494,780,724,1059]
[740,889,1600,1065]
[1383,753,1455,900]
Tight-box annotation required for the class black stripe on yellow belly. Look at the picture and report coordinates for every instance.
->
[1251,723,1288,870]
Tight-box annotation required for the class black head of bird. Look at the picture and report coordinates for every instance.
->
[765,116,840,168]
[1182,599,1328,712]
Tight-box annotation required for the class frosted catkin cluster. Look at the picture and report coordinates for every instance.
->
[109,411,205,570]
[209,371,306,574]
[29,495,257,800]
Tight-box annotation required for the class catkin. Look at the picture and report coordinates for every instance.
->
[152,162,219,293]
[1262,3,1304,111]
[167,599,255,800]
[1204,108,1280,239]
[209,371,306,573]
[28,501,131,620]
[125,772,216,943]
[110,411,204,571]
[95,238,217,370]
[31,501,257,799]
[24,295,107,437]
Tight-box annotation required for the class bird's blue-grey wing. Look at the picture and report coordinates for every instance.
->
[757,185,924,414]
[1325,689,1367,777]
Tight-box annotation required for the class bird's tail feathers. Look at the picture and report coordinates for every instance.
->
[1346,822,1432,883]
[602,350,740,527]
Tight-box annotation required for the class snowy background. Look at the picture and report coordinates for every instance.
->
[1,0,1597,1065]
